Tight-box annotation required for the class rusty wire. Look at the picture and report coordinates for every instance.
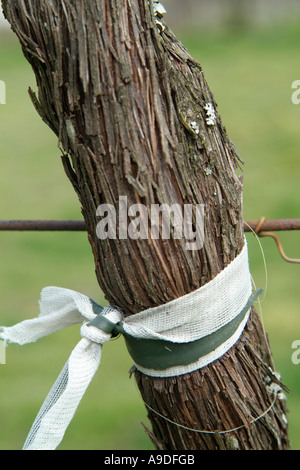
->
[0,218,299,232]
[250,217,300,264]
[0,218,299,264]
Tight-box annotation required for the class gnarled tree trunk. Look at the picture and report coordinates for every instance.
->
[2,0,289,450]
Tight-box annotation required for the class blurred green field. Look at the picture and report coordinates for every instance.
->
[0,17,299,450]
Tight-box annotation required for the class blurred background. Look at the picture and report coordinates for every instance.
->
[0,0,299,450]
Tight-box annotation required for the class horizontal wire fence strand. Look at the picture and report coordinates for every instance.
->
[0,220,85,231]
[245,219,300,232]
[0,219,299,232]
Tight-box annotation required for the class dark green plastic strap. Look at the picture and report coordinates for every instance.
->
[115,289,263,371]
[88,289,263,372]
[88,314,116,334]
[88,300,117,334]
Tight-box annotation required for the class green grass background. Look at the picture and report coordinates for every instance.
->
[0,17,299,450]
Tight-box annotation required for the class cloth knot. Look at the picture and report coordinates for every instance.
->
[80,305,123,344]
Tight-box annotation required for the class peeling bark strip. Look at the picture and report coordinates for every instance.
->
[2,0,289,449]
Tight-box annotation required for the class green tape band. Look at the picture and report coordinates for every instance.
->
[115,289,263,371]
[88,314,116,334]
[88,300,118,334]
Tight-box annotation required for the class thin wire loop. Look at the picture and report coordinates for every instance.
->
[244,219,277,370]
[143,391,279,435]
[244,220,268,303]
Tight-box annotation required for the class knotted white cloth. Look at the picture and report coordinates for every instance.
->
[0,240,254,450]
[0,292,123,450]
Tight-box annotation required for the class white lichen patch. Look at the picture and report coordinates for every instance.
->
[190,121,200,135]
[267,382,282,396]
[204,102,217,126]
[152,1,167,32]
[278,391,287,401]
[205,167,212,176]
[155,19,165,32]
[282,414,288,426]
[153,1,167,17]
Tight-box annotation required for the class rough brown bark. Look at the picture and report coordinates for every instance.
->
[2,0,289,449]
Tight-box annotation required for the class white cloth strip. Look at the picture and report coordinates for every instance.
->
[0,298,123,450]
[122,240,252,376]
[124,240,252,342]
[0,287,98,345]
[0,239,253,449]
[23,338,101,450]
